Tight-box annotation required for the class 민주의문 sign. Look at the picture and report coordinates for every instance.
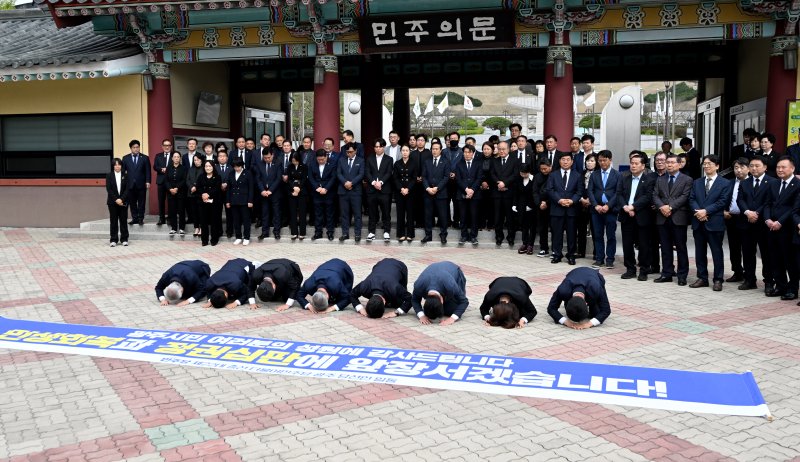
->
[0,316,770,418]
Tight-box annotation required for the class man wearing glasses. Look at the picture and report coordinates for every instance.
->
[153,139,174,226]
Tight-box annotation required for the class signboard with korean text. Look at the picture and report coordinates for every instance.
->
[360,11,515,54]
[0,316,770,418]
[787,100,800,147]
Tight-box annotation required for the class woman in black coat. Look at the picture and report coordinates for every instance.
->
[393,145,417,241]
[185,153,204,237]
[286,151,308,239]
[166,151,188,234]
[195,160,223,246]
[106,158,129,247]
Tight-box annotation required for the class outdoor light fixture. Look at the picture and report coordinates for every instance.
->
[142,69,153,92]
[553,57,565,79]
[784,47,797,71]
[313,61,325,85]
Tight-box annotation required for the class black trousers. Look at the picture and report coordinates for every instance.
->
[340,192,362,237]
[396,192,415,238]
[769,227,797,293]
[494,195,515,243]
[459,198,479,240]
[129,186,146,222]
[550,214,577,259]
[658,220,689,279]
[200,202,222,245]
[742,223,773,285]
[188,196,201,228]
[649,220,661,272]
[425,196,448,238]
[478,189,494,229]
[367,193,391,234]
[314,196,335,236]
[157,181,168,220]
[537,208,550,251]
[693,226,725,283]
[260,193,282,235]
[518,209,535,246]
[288,194,307,236]
[413,181,425,227]
[620,219,650,273]
[725,216,744,275]
[576,207,591,256]
[108,204,129,243]
[167,193,186,231]
[230,204,251,239]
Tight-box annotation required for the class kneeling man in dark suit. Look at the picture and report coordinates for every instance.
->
[479,276,537,329]
[351,258,413,318]
[546,267,611,329]
[155,260,211,306]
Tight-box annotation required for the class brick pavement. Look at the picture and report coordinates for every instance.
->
[1,227,799,461]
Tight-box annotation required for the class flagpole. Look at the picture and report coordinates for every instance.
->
[464,89,467,130]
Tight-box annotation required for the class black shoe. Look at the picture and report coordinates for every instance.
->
[210,241,218,246]
[496,240,503,247]
[637,273,648,281]
[255,221,262,228]
[550,257,562,264]
[421,236,432,244]
[355,236,361,242]
[621,271,636,279]
[339,235,349,242]
[765,288,781,297]
[156,220,165,226]
[274,233,281,240]
[312,233,322,241]
[327,234,334,241]
[227,233,233,239]
[458,239,466,246]
[257,234,267,241]
[138,220,144,226]
[781,292,797,300]
[576,253,586,259]
[508,240,514,247]
[677,278,687,286]
[765,284,775,295]
[471,239,479,246]
[567,258,576,265]
[128,220,136,225]
[738,281,758,290]
[653,276,673,283]
[725,273,743,283]
[440,236,447,244]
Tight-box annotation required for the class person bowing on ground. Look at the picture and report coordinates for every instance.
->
[546,267,611,329]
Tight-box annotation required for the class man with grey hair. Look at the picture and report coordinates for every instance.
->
[155,260,211,306]
[297,258,354,313]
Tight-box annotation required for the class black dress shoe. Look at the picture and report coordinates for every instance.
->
[637,273,648,281]
[689,279,709,288]
[781,292,797,300]
[138,220,144,226]
[312,233,322,241]
[677,279,687,286]
[567,258,576,265]
[713,281,723,291]
[653,276,673,283]
[421,236,432,244]
[257,234,267,241]
[725,274,744,283]
[327,234,334,241]
[226,233,233,239]
[128,220,136,225]
[441,236,447,244]
[508,240,515,247]
[274,233,281,240]
[738,281,758,290]
[576,253,586,259]
[156,220,165,226]
[621,272,636,279]
[550,257,562,264]
[765,288,782,297]
[496,240,503,247]
[339,235,349,242]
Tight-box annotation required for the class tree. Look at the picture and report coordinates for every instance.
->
[0,0,14,9]
[579,114,601,129]
[483,116,513,134]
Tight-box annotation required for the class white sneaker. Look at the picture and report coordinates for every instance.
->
[122,241,128,246]
[234,239,242,245]
[383,232,390,241]
[169,229,176,235]
[179,229,185,235]
[243,239,250,246]
[367,233,376,241]
[110,242,116,247]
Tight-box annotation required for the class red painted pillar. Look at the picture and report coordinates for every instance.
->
[543,44,574,148]
[146,56,173,215]
[765,36,798,151]
[313,54,340,149]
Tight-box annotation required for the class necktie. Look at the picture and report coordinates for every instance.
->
[284,156,288,169]
[754,178,760,192]
[266,163,269,176]
[434,158,438,168]
[133,155,138,165]
[502,158,506,166]
[705,177,711,194]
[467,161,471,170]
[780,180,787,196]
[348,158,353,170]
[668,175,674,192]
[562,170,568,188]
[601,170,608,203]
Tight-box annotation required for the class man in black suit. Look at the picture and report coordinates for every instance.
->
[546,153,583,265]
[732,128,758,162]
[422,141,450,244]
[365,138,394,241]
[351,258,412,318]
[336,143,364,242]
[737,156,775,292]
[724,157,750,283]
[152,138,174,226]
[249,258,304,311]
[539,134,564,165]
[546,267,610,329]
[155,260,211,306]
[653,154,693,285]
[309,149,337,240]
[214,150,234,238]
[513,134,534,172]
[106,158,129,246]
[255,150,283,240]
[454,144,482,245]
[226,158,254,245]
[232,136,254,170]
[759,133,781,177]
[490,141,519,247]
[679,137,702,179]
[203,258,255,309]
[764,156,800,299]
[480,276,537,328]
[121,139,151,226]
[617,152,656,281]
[688,155,732,291]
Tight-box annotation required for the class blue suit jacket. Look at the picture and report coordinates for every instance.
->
[453,158,483,200]
[588,168,621,213]
[204,258,255,305]
[350,258,412,312]
[309,162,337,195]
[689,176,732,232]
[122,153,151,189]
[255,160,283,196]
[422,157,450,199]
[298,258,354,310]
[155,260,211,302]
[336,156,365,195]
[546,169,584,217]
[412,262,468,318]
[546,267,610,324]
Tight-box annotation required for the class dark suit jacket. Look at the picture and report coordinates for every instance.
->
[736,175,774,228]
[411,261,468,318]
[489,156,519,198]
[546,267,610,324]
[155,260,211,302]
[350,258,412,313]
[479,276,537,322]
[422,157,450,199]
[393,158,418,194]
[764,176,800,227]
[683,147,702,179]
[588,168,622,213]
[336,155,365,195]
[166,164,188,195]
[153,152,172,185]
[653,172,693,226]
[309,162,337,195]
[538,150,564,166]
[226,169,254,205]
[255,160,283,197]
[232,148,257,170]
[204,258,255,306]
[515,176,535,211]
[786,144,800,169]
[511,148,534,173]
[105,171,128,206]
[616,172,656,226]
[195,173,222,203]
[249,258,303,303]
[122,153,151,189]
[298,258,354,310]
[546,168,583,217]
[453,157,483,200]
[689,176,732,232]
[761,150,781,177]
[287,164,308,196]
[532,172,550,206]
[366,154,393,195]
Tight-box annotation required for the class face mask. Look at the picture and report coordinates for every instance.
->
[449,140,458,150]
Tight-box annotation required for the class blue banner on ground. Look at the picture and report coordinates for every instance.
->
[0,316,770,417]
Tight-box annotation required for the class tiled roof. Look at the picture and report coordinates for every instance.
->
[0,9,141,70]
